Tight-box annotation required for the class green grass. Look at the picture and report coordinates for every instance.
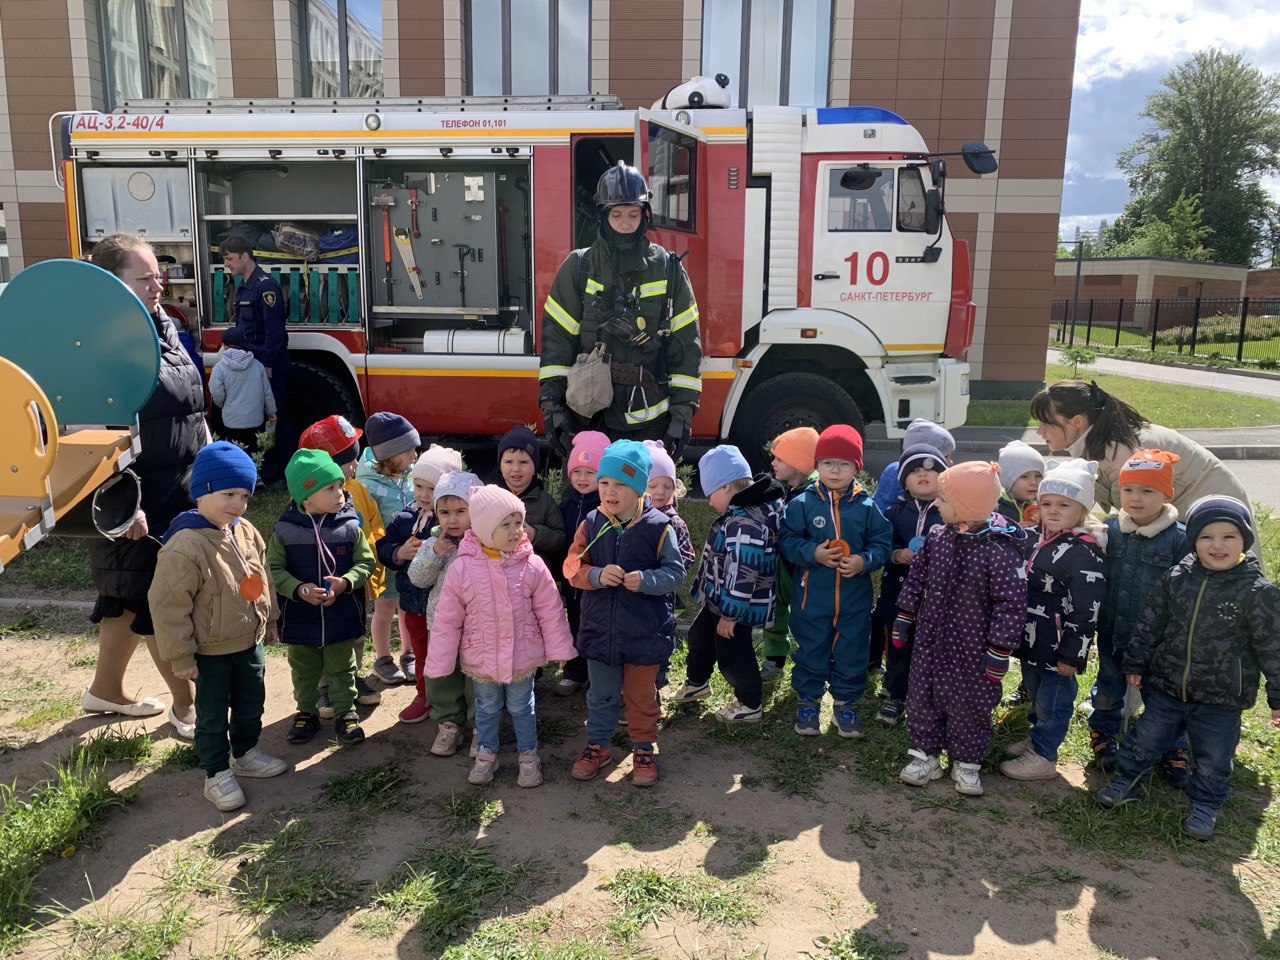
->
[590,791,693,847]
[965,362,1280,428]
[38,892,198,960]
[809,929,907,959]
[70,729,154,768]
[156,743,200,770]
[357,845,529,945]
[600,866,763,934]
[214,818,363,919]
[441,792,505,832]
[440,915,634,960]
[0,755,131,936]
[321,762,409,811]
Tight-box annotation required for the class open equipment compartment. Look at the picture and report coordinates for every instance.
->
[197,156,361,328]
[362,156,532,355]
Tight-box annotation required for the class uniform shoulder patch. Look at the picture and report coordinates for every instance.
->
[263,291,277,308]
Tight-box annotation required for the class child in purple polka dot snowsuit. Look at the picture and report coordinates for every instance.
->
[894,461,1028,797]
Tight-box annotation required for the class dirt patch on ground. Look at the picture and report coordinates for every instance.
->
[1,601,1277,960]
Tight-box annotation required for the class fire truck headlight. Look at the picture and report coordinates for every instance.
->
[364,113,381,131]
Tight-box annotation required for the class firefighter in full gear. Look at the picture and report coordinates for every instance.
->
[538,161,702,460]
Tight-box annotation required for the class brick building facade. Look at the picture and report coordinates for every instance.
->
[0,0,1079,396]
[1052,257,1248,303]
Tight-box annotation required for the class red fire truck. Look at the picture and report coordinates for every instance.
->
[53,82,993,461]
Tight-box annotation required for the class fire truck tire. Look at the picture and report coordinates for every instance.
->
[728,372,865,471]
[287,361,364,430]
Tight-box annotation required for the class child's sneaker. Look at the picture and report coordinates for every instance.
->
[951,761,983,796]
[669,681,711,704]
[832,700,864,739]
[230,747,288,779]
[316,686,334,719]
[517,749,542,788]
[1183,802,1219,840]
[875,699,904,728]
[398,694,432,724]
[630,747,658,788]
[470,735,479,758]
[1000,751,1057,781]
[714,700,763,724]
[355,676,382,706]
[400,653,417,684]
[469,747,498,785]
[372,655,406,685]
[204,769,245,811]
[1004,737,1033,758]
[899,749,943,787]
[1089,730,1118,771]
[430,721,463,756]
[334,712,366,745]
[1161,748,1192,789]
[571,744,612,781]
[286,712,321,744]
[759,660,783,684]
[794,699,820,736]
[1005,683,1030,707]
[1096,783,1135,809]
[554,677,587,696]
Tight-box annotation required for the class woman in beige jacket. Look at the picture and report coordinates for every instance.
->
[1030,380,1250,516]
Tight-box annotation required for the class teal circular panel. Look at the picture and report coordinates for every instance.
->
[0,259,161,425]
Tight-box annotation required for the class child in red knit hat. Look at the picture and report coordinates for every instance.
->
[779,424,892,738]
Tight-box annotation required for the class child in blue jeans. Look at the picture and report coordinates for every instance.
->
[1098,496,1280,839]
[1089,449,1189,780]
[780,425,891,739]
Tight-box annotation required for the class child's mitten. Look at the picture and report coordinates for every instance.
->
[890,613,915,648]
[983,646,1011,683]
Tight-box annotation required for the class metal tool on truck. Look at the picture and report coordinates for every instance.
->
[51,76,995,464]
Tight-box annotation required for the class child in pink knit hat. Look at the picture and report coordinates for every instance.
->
[644,439,695,569]
[555,431,611,696]
[426,484,575,788]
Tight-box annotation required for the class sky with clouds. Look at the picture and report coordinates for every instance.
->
[1060,0,1280,242]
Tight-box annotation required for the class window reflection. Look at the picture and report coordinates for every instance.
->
[304,0,383,97]
[828,168,893,233]
[467,0,591,96]
[702,0,831,107]
[100,0,219,105]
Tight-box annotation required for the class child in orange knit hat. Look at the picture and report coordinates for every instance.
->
[760,427,820,681]
[1087,449,1190,779]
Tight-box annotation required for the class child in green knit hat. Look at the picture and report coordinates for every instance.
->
[267,448,376,745]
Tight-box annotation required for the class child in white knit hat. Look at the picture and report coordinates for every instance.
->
[996,440,1046,528]
[1002,458,1107,782]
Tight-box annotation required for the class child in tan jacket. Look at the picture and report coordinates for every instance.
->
[149,442,287,812]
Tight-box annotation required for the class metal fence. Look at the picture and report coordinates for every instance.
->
[1050,297,1280,365]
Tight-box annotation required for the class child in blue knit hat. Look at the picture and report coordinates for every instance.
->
[671,445,785,724]
[564,439,687,787]
[149,441,286,812]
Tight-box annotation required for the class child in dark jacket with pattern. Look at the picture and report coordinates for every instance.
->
[780,425,892,739]
[895,461,1027,797]
[873,444,948,727]
[1098,496,1280,840]
[1002,458,1107,782]
[760,427,819,682]
[268,449,376,746]
[378,445,464,724]
[671,445,784,724]
[565,440,687,787]
[1088,449,1189,777]
[554,430,609,696]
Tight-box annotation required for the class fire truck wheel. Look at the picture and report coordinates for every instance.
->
[287,360,364,431]
[728,372,865,472]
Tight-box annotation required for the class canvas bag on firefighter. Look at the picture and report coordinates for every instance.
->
[565,342,613,418]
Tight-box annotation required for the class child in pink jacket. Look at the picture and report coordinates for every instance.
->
[426,485,575,788]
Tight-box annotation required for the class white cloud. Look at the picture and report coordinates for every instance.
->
[1075,0,1280,90]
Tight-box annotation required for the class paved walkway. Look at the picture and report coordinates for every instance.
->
[1047,348,1280,401]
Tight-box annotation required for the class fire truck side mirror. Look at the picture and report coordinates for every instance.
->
[961,141,998,176]
[924,189,942,235]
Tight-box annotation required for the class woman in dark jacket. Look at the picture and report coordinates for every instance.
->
[82,235,208,737]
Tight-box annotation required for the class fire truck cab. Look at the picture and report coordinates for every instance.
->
[54,83,992,463]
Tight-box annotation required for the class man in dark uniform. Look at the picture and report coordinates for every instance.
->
[221,234,291,479]
[539,162,702,461]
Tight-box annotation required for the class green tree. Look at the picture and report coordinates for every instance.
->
[1117,50,1280,265]
[1104,191,1215,260]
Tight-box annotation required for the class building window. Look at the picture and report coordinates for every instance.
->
[302,0,384,98]
[702,0,832,108]
[467,0,591,97]
[100,0,218,105]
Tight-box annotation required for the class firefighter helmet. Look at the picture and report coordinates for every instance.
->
[299,415,362,458]
[595,161,652,211]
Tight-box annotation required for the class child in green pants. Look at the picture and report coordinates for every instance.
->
[268,448,375,746]
[759,427,819,682]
